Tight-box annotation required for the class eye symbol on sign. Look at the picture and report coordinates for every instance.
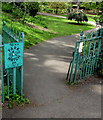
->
[8,47,21,62]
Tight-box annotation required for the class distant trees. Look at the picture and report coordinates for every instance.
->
[80,2,103,14]
[96,2,103,26]
[90,2,103,26]
[80,2,97,10]
[48,2,67,14]
[39,2,68,14]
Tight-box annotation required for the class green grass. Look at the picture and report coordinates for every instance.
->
[44,16,94,36]
[86,14,100,17]
[88,16,95,22]
[59,14,98,22]
[60,14,67,17]
[2,12,95,48]
[86,14,100,22]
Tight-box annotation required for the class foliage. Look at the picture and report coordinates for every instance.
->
[2,2,39,23]
[95,2,103,12]
[80,2,97,10]
[2,3,13,13]
[48,2,67,14]
[27,2,39,17]
[39,2,103,15]
[80,2,103,15]
[93,2,103,26]
[67,9,88,24]
[4,86,30,109]
[66,80,79,85]
[39,2,68,14]
[94,15,103,26]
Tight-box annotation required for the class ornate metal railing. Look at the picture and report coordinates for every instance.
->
[66,28,103,84]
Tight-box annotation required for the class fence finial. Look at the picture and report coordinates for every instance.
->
[21,32,24,42]
[3,21,6,26]
[80,31,84,41]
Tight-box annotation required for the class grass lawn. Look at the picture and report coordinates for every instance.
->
[42,15,94,35]
[60,14,98,22]
[86,14,100,22]
[88,16,95,22]
[2,13,95,48]
[86,14,100,17]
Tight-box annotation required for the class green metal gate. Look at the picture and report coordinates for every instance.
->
[66,28,103,84]
[1,21,24,102]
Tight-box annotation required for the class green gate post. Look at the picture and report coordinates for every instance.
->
[21,32,24,95]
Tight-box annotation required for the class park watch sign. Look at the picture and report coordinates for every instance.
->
[4,42,24,69]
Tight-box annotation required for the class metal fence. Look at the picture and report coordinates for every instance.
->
[1,21,24,102]
[66,28,103,84]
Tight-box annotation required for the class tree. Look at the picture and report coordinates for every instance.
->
[93,2,103,26]
[67,9,88,24]
[48,2,67,14]
[14,2,39,22]
[27,2,39,17]
[2,2,39,23]
[80,2,97,10]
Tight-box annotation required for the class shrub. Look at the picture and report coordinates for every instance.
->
[94,15,103,26]
[4,85,30,109]
[46,8,54,13]
[67,10,88,24]
[2,3,12,13]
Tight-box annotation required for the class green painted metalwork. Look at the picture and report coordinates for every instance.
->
[66,28,103,84]
[2,21,24,102]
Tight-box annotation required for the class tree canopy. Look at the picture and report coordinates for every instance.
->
[2,2,39,23]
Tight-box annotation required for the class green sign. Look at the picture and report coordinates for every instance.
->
[4,42,24,69]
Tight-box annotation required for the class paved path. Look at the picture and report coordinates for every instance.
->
[3,30,102,118]
[37,12,67,19]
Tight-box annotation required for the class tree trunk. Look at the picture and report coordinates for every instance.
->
[55,8,58,14]
[77,2,80,13]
